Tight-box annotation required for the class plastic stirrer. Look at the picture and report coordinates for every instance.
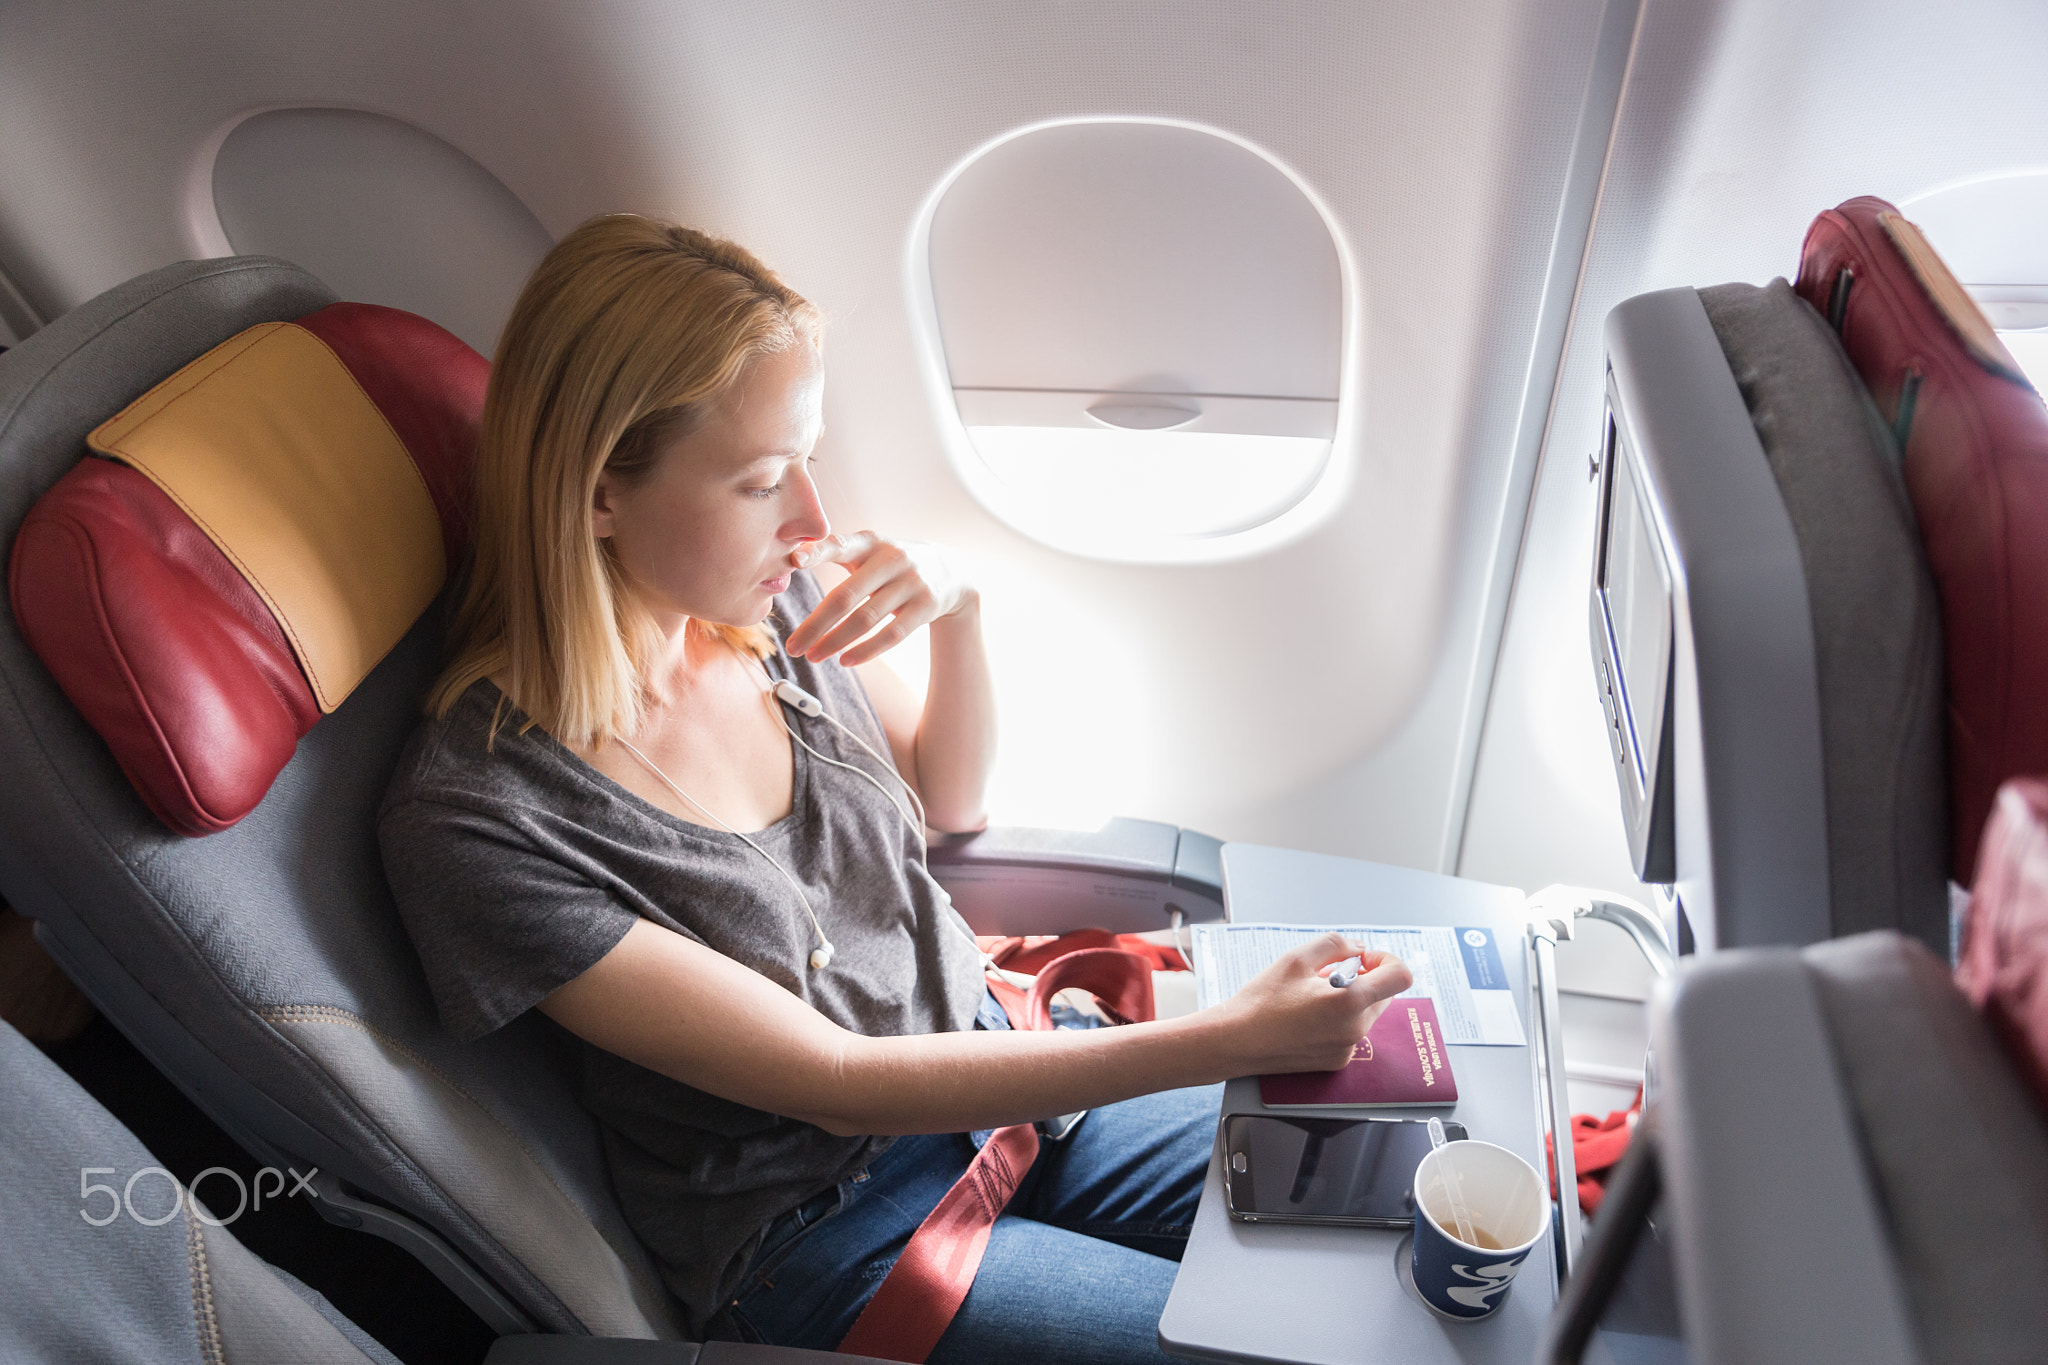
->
[1427,1117,1479,1246]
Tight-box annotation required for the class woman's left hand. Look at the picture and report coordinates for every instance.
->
[784,532,977,666]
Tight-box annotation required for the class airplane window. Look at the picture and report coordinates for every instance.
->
[1997,330,2048,393]
[208,108,553,356]
[917,120,1348,563]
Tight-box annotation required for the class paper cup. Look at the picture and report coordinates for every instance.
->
[1408,1140,1549,1320]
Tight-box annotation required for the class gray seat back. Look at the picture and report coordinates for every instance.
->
[1803,931,2048,1365]
[1600,281,1946,954]
[0,258,683,1339]
[1617,934,2048,1365]
[0,1018,401,1364]
[1698,281,1948,953]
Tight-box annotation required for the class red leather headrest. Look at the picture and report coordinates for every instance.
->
[1795,197,2048,881]
[9,303,486,836]
[1957,779,2048,1111]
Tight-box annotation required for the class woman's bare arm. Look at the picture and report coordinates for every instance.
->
[538,920,1410,1137]
[785,540,995,832]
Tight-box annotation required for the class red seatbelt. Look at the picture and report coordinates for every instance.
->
[835,1122,1041,1361]
[835,932,1170,1361]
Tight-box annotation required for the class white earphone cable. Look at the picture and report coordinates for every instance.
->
[768,698,929,872]
[614,736,837,970]
[611,656,986,974]
[764,667,996,965]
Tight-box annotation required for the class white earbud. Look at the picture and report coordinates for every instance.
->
[772,680,825,718]
[615,735,839,972]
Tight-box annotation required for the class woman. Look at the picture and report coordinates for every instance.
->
[379,215,1411,1363]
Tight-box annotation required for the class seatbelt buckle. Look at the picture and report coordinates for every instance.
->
[1039,1110,1087,1141]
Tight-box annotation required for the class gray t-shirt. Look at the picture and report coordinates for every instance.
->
[377,571,987,1333]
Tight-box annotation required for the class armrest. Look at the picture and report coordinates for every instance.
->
[484,1338,901,1365]
[928,817,1224,935]
[1526,883,1676,978]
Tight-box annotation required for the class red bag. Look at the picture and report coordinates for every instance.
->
[1794,198,2048,880]
[976,929,1186,1029]
[1547,1088,1642,1216]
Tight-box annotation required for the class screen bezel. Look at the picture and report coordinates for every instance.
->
[1221,1114,1469,1228]
[1594,408,1674,799]
[1590,378,1678,884]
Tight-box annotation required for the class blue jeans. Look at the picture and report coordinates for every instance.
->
[707,998,1222,1363]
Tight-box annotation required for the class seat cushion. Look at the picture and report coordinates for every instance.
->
[1806,930,2048,1365]
[1957,777,2048,1111]
[1796,197,2048,880]
[7,303,485,835]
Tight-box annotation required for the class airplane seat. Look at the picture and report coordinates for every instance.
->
[1597,198,2048,960]
[1596,275,1947,954]
[0,256,688,1340]
[1542,925,2048,1365]
[1544,769,2048,1365]
[1792,196,2048,887]
[0,1016,406,1364]
[0,254,1205,1355]
[1557,207,2048,1360]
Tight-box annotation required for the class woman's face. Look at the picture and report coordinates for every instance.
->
[592,343,829,629]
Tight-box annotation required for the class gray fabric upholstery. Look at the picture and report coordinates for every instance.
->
[264,1263,412,1365]
[0,258,681,1336]
[1698,280,1948,955]
[1695,282,1949,957]
[195,1217,397,1364]
[0,1019,398,1364]
[1805,931,2048,1365]
[0,1020,208,1362]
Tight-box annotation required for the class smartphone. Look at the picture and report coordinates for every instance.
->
[1221,1113,1468,1227]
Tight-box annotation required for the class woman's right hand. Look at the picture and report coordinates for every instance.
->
[1209,932,1414,1074]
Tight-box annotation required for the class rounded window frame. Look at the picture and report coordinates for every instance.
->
[906,116,1359,565]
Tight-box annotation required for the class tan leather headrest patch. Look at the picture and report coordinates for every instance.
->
[1881,211,2031,387]
[88,322,446,712]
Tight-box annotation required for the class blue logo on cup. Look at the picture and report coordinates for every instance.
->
[1409,1141,1548,1320]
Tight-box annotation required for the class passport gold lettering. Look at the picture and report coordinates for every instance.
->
[1408,1005,1435,1086]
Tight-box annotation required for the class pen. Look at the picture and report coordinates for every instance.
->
[1327,955,1363,988]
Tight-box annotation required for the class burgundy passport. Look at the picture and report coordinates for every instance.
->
[1259,997,1458,1107]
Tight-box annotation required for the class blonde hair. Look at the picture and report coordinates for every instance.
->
[429,215,822,747]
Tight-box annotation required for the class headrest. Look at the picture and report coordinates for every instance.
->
[1956,778,2048,1113]
[8,302,486,836]
[1795,196,2048,880]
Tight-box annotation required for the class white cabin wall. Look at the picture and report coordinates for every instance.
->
[0,2,609,319]
[1461,0,2048,905]
[521,0,1627,863]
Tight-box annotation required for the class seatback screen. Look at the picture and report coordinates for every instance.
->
[1599,423,1672,787]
